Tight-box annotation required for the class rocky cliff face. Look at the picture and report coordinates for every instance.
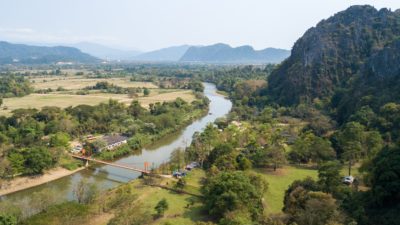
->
[334,38,400,121]
[267,5,400,105]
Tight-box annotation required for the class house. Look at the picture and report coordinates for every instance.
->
[102,134,128,151]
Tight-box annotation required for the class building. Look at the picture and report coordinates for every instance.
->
[102,134,128,151]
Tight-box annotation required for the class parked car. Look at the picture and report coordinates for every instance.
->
[173,170,187,178]
[343,176,355,185]
[70,144,83,154]
[185,162,200,171]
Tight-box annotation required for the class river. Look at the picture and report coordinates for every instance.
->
[3,82,232,203]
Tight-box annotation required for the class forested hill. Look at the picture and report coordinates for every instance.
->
[267,5,400,105]
[180,43,289,63]
[0,41,99,64]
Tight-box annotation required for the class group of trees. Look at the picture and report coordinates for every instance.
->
[84,81,146,97]
[0,75,32,98]
[202,171,268,224]
[0,94,208,177]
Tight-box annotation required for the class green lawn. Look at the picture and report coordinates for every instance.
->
[142,188,206,225]
[130,169,209,225]
[253,166,318,214]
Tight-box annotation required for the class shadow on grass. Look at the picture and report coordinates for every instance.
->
[290,164,319,170]
[181,196,213,223]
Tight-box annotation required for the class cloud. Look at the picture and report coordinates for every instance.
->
[0,27,119,44]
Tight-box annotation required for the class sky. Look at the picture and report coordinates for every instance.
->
[1,0,400,51]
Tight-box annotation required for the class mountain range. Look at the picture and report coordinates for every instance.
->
[0,41,99,64]
[180,43,290,63]
[72,43,289,63]
[0,41,290,64]
[133,45,191,62]
[70,42,142,61]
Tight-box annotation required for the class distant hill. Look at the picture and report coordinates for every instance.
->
[134,45,191,62]
[179,43,290,63]
[267,5,400,105]
[0,41,99,64]
[71,42,142,60]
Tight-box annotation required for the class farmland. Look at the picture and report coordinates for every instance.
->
[30,76,158,90]
[0,76,196,116]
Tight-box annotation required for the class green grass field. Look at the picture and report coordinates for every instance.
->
[253,166,318,214]
[130,169,208,225]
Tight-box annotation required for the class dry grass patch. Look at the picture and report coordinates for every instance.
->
[0,90,195,116]
[30,77,158,90]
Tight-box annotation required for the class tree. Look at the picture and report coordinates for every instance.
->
[188,124,219,167]
[337,122,365,175]
[7,152,24,175]
[364,145,400,225]
[73,178,98,204]
[290,132,335,164]
[266,144,286,171]
[202,171,268,221]
[294,192,344,225]
[154,198,168,217]
[128,100,146,118]
[170,148,185,171]
[29,188,58,215]
[318,161,342,193]
[283,177,320,215]
[49,132,70,147]
[369,146,400,206]
[143,88,150,96]
[0,98,3,107]
[363,131,383,158]
[206,143,238,171]
[266,131,287,171]
[23,147,53,175]
[219,209,253,225]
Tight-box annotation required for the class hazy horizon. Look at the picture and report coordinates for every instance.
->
[2,0,400,51]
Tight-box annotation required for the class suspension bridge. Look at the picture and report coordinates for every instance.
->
[70,154,151,175]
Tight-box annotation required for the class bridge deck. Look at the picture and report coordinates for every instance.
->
[70,154,150,174]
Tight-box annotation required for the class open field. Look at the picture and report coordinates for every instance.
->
[24,169,209,225]
[29,76,158,90]
[120,169,208,225]
[0,90,195,116]
[254,166,318,214]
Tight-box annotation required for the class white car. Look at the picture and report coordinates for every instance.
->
[343,176,355,184]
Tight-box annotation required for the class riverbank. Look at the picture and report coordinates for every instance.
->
[0,167,85,196]
[24,169,208,225]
